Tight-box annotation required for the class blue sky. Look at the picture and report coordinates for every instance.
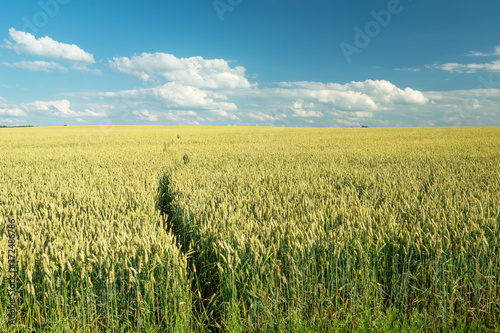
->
[1,0,499,127]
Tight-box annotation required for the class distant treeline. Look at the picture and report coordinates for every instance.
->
[0,125,35,128]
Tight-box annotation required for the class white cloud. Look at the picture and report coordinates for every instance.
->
[291,100,322,117]
[0,61,102,74]
[1,60,68,72]
[160,111,200,123]
[428,45,500,73]
[164,111,184,122]
[346,80,428,105]
[429,61,500,73]
[26,99,106,118]
[220,79,430,126]
[5,28,95,64]
[176,111,197,116]
[109,52,254,89]
[292,109,323,117]
[0,118,26,125]
[468,51,490,57]
[70,81,240,121]
[468,46,500,57]
[237,81,499,127]
[424,89,500,104]
[28,99,76,116]
[70,65,103,75]
[259,79,427,112]
[247,111,280,122]
[335,119,361,127]
[58,71,438,126]
[410,89,500,126]
[82,109,107,117]
[133,109,159,122]
[211,109,239,120]
[75,118,86,123]
[249,85,376,112]
[94,82,238,112]
[353,111,374,118]
[0,108,27,116]
[394,67,422,72]
[327,110,373,124]
[0,98,28,117]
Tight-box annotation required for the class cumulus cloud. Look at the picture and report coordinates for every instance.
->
[133,109,159,122]
[197,78,429,126]
[346,80,429,105]
[26,99,106,117]
[387,89,500,127]
[109,52,254,89]
[424,89,500,107]
[0,97,28,116]
[28,100,76,116]
[94,82,238,112]
[1,60,68,72]
[264,79,427,111]
[0,108,27,116]
[5,28,95,64]
[58,73,435,126]
[233,79,489,127]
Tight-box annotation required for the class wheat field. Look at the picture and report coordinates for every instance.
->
[1,126,499,332]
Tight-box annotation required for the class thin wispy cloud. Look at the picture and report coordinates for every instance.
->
[468,46,500,57]
[26,99,106,118]
[133,109,159,122]
[430,61,500,74]
[1,60,68,72]
[413,46,500,74]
